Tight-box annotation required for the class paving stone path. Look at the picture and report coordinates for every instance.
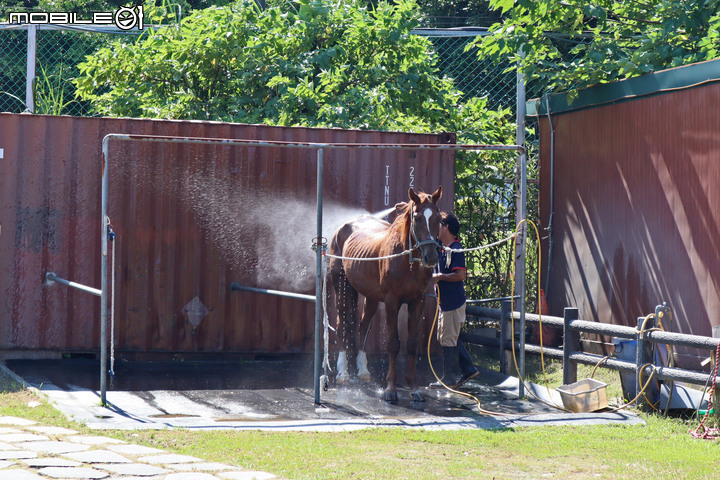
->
[0,416,278,480]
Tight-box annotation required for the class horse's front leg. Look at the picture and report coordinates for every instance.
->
[406,298,426,402]
[383,300,401,403]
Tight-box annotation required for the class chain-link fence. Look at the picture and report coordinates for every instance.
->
[0,25,139,116]
[1,24,530,117]
[416,29,517,111]
[0,27,29,113]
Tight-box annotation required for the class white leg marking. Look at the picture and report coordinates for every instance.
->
[336,351,350,384]
[356,350,371,381]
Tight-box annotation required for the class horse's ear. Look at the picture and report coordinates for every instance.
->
[408,188,421,205]
[431,186,442,203]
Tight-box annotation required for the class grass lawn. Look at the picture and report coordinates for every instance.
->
[2,356,719,480]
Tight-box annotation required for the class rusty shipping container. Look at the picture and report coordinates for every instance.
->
[528,59,720,368]
[0,113,456,359]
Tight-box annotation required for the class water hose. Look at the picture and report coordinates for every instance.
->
[510,219,568,411]
[426,285,504,416]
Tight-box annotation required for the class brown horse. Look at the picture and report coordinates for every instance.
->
[329,187,442,402]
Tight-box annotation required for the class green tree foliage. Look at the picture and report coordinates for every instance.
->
[75,0,504,135]
[74,0,522,301]
[0,0,234,17]
[474,0,720,94]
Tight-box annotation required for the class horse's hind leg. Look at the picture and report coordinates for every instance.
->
[356,299,378,383]
[383,299,402,403]
[405,299,426,402]
[332,262,358,384]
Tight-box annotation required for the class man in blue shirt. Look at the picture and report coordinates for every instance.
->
[430,212,479,388]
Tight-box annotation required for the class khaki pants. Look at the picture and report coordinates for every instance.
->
[437,303,466,347]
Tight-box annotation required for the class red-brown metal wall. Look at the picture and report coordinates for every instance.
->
[0,113,455,358]
[537,82,720,367]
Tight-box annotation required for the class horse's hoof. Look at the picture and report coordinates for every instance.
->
[410,391,425,402]
[335,374,350,385]
[358,373,372,383]
[384,390,398,403]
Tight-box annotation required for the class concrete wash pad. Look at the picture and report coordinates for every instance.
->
[4,357,643,431]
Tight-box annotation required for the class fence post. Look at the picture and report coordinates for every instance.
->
[636,315,656,409]
[514,50,527,401]
[26,24,37,113]
[562,307,579,386]
[499,300,511,374]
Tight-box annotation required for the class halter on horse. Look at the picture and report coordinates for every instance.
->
[329,187,442,402]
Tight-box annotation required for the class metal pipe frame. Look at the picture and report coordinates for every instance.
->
[99,133,525,406]
[229,283,315,302]
[45,272,102,297]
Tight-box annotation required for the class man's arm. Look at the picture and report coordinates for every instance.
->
[432,268,466,283]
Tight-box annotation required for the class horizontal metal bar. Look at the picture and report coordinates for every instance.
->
[645,329,720,351]
[45,272,102,297]
[103,133,525,154]
[459,332,499,349]
[229,283,315,302]
[569,352,713,386]
[568,352,636,374]
[466,295,520,305]
[513,311,565,329]
[466,305,503,320]
[567,318,636,339]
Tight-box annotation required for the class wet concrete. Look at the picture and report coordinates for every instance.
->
[5,357,643,431]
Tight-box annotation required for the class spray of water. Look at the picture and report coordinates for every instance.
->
[114,152,395,293]
[183,173,371,292]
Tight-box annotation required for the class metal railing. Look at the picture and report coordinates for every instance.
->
[464,302,720,407]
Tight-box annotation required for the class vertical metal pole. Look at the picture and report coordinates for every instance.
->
[563,307,579,386]
[100,138,110,405]
[713,326,720,418]
[25,25,37,113]
[499,300,511,375]
[514,58,527,399]
[314,148,324,404]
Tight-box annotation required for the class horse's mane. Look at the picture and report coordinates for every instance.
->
[393,201,412,247]
[390,192,427,249]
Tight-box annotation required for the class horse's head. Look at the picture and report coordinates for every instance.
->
[407,186,443,268]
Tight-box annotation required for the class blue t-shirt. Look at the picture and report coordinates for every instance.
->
[436,239,467,311]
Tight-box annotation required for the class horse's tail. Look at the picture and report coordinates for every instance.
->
[329,224,358,342]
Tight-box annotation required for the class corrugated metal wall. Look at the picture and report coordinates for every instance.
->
[0,113,455,358]
[537,82,720,367]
